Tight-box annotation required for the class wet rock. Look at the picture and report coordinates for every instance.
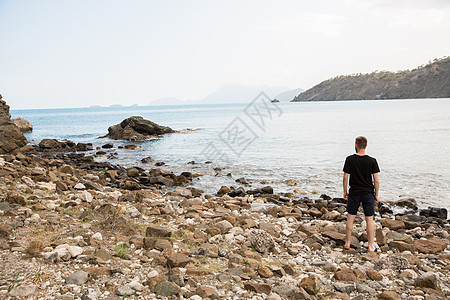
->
[247,229,275,253]
[107,116,174,141]
[414,237,447,254]
[39,138,60,149]
[419,206,447,219]
[378,202,393,215]
[65,270,89,285]
[217,186,232,195]
[141,156,154,163]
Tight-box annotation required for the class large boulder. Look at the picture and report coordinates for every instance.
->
[11,117,33,133]
[0,95,27,154]
[106,116,174,141]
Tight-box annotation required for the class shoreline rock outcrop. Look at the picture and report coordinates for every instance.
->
[11,117,33,133]
[0,94,27,154]
[106,116,175,141]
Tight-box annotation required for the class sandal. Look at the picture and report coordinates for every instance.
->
[368,247,382,254]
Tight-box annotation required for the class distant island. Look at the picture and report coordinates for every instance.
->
[292,57,450,102]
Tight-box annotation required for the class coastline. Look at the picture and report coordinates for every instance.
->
[0,139,449,299]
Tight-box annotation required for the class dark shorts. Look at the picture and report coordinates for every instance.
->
[346,194,375,216]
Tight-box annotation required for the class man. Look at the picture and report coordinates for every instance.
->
[343,136,381,253]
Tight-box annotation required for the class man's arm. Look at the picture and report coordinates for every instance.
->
[373,172,380,203]
[343,173,349,200]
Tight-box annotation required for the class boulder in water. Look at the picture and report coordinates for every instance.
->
[106,116,174,141]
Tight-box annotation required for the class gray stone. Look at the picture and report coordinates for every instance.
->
[8,283,36,297]
[333,282,355,293]
[65,270,89,285]
[81,287,100,300]
[116,284,136,296]
[356,283,375,293]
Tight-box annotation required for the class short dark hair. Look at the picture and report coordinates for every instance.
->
[355,136,367,149]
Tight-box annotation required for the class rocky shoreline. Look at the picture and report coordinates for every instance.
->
[0,138,449,300]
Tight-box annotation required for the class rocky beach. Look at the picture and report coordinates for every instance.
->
[1,95,449,300]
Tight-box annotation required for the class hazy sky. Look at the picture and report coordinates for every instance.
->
[1,0,449,109]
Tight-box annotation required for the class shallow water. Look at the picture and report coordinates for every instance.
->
[11,98,450,212]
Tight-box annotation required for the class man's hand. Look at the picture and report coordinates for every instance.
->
[375,195,379,204]
[344,192,348,201]
[343,173,349,201]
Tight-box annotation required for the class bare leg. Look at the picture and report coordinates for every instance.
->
[345,214,356,248]
[365,216,375,251]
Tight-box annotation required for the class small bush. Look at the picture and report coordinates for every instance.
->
[113,243,129,259]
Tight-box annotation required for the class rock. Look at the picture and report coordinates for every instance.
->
[272,285,301,298]
[195,286,219,298]
[377,255,410,272]
[299,275,322,295]
[6,191,26,205]
[153,281,180,297]
[77,190,93,203]
[257,265,274,278]
[217,186,232,195]
[333,282,355,293]
[0,95,28,154]
[116,284,136,296]
[389,240,416,252]
[267,293,283,300]
[92,232,103,241]
[414,237,447,254]
[39,138,60,149]
[215,220,233,234]
[66,270,89,285]
[380,219,405,231]
[11,117,33,133]
[167,253,190,268]
[376,228,386,246]
[146,226,172,237]
[414,272,440,289]
[106,116,174,141]
[334,268,357,282]
[244,282,272,295]
[356,283,375,294]
[247,229,275,253]
[286,179,297,186]
[8,283,36,297]
[419,206,448,219]
[144,238,173,251]
[81,287,100,300]
[366,270,383,281]
[67,245,84,258]
[377,291,400,300]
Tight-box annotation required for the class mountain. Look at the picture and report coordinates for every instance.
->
[201,83,290,104]
[292,57,450,102]
[274,88,304,101]
[150,97,186,106]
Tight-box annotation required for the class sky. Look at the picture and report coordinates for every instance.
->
[0,0,449,109]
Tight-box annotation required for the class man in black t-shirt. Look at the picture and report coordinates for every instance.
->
[343,136,380,253]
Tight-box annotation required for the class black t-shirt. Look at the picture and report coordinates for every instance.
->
[343,154,380,196]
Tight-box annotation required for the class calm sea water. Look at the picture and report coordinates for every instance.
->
[11,98,450,212]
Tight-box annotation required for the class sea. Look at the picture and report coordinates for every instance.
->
[11,98,450,213]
